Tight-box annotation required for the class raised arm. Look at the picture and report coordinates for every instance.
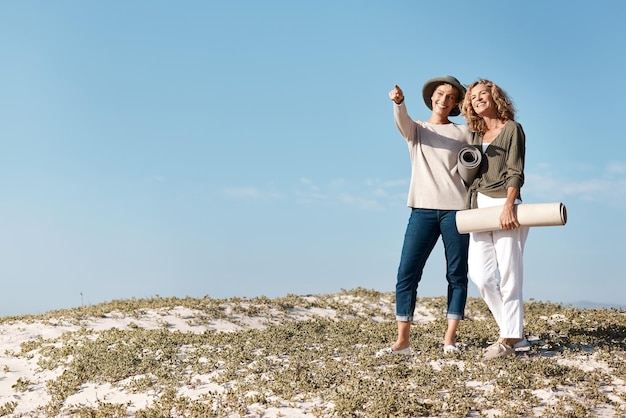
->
[390,85,419,141]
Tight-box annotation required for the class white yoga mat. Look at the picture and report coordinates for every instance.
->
[457,146,482,184]
[456,202,567,234]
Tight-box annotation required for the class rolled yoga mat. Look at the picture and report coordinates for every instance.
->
[457,146,482,184]
[456,202,568,234]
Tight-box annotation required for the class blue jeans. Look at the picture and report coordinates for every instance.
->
[395,208,469,321]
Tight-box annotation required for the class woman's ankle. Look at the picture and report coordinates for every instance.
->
[444,331,457,346]
[503,338,522,347]
[392,341,410,351]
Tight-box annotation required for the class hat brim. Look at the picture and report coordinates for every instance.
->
[422,76,466,117]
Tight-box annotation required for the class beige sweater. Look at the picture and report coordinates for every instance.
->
[394,102,471,210]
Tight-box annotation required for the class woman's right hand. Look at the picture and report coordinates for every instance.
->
[389,85,404,104]
[499,204,521,230]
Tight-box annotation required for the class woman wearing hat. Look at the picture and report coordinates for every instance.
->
[377,76,471,356]
[461,79,529,360]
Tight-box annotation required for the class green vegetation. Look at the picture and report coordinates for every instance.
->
[2,288,625,417]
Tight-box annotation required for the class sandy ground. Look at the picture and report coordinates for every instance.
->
[0,295,624,417]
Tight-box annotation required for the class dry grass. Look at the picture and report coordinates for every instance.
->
[1,288,625,417]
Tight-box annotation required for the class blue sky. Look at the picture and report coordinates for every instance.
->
[1,1,624,316]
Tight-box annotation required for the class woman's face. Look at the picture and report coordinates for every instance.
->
[470,84,495,117]
[430,84,458,117]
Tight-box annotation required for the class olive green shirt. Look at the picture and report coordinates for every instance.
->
[467,120,526,209]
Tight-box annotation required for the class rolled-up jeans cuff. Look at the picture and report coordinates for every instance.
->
[395,315,413,322]
[446,313,463,320]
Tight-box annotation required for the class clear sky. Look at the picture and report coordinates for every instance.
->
[1,1,624,316]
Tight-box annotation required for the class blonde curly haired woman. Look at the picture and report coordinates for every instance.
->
[461,79,530,360]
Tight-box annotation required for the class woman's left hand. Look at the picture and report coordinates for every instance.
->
[499,204,520,230]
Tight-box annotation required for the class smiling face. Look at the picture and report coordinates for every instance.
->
[430,84,459,117]
[469,83,496,117]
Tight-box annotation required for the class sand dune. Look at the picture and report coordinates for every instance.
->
[0,289,624,417]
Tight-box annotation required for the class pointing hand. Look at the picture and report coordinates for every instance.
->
[389,85,404,104]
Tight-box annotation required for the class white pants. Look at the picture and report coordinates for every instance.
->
[468,193,529,339]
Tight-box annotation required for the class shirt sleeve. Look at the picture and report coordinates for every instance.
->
[393,102,420,144]
[505,122,526,190]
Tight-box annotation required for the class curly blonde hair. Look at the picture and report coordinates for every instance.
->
[461,79,516,136]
